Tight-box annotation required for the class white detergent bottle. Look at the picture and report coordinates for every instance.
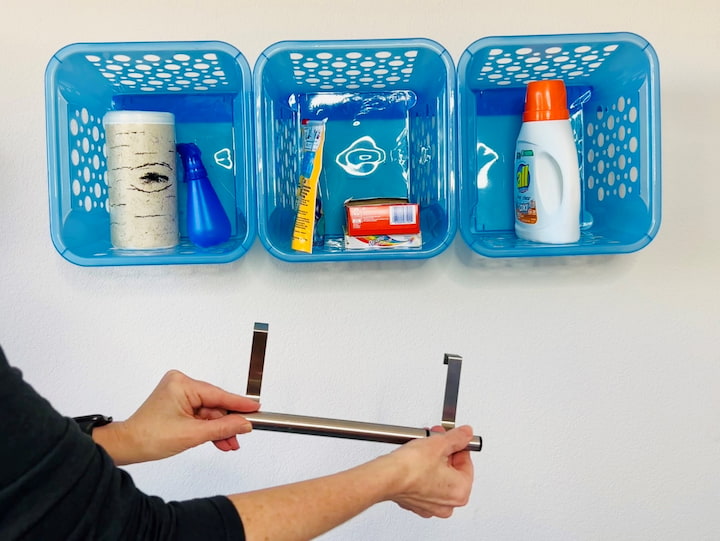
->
[514,79,580,244]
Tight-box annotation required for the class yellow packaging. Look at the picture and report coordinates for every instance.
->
[291,119,327,253]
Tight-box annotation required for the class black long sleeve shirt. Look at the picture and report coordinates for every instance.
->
[0,346,245,540]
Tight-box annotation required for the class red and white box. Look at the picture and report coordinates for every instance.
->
[345,198,420,236]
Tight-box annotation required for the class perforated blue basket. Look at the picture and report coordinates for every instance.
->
[45,41,255,266]
[46,34,660,265]
[457,32,661,257]
[254,38,456,262]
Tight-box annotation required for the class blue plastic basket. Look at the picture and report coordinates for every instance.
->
[45,41,255,266]
[457,32,661,257]
[46,33,661,265]
[254,38,456,262]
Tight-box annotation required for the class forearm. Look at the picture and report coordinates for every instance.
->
[229,454,400,541]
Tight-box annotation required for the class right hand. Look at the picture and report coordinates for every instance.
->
[384,425,475,518]
[226,423,475,540]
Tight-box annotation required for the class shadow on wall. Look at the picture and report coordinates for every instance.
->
[451,236,638,289]
[253,233,641,293]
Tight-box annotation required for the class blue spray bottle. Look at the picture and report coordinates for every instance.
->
[176,143,232,247]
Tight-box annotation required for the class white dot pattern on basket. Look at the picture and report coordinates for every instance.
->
[585,96,640,202]
[84,52,231,92]
[68,107,108,213]
[410,115,437,207]
[475,43,620,86]
[273,116,298,210]
[289,50,418,90]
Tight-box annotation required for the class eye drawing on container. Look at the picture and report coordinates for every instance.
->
[133,165,173,193]
[335,136,386,176]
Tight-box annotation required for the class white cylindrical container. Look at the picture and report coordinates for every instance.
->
[514,80,580,244]
[103,110,178,249]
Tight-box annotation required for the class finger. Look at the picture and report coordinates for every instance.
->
[435,507,454,519]
[396,500,455,519]
[213,436,239,452]
[443,425,474,454]
[195,409,255,440]
[193,414,253,447]
[196,407,226,421]
[451,449,474,477]
[396,502,433,519]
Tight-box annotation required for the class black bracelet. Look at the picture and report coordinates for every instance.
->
[73,414,113,436]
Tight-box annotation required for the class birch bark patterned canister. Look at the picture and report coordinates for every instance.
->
[103,111,179,249]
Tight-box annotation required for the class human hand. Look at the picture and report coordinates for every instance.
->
[92,370,259,465]
[382,425,475,518]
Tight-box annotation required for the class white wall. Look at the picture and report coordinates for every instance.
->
[1,1,718,539]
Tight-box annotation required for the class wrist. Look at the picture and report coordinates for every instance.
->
[365,452,409,504]
[92,420,140,466]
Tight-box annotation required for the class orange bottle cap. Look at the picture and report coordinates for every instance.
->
[523,79,570,122]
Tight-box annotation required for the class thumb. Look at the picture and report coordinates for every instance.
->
[196,413,253,444]
[192,379,261,414]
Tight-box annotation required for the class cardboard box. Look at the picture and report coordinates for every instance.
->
[344,232,423,250]
[345,198,420,236]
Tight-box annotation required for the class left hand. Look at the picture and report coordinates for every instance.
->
[92,370,259,465]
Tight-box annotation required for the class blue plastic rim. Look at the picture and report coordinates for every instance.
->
[254,38,457,262]
[45,40,256,266]
[457,32,661,257]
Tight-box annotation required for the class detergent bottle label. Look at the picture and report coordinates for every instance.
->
[515,147,537,225]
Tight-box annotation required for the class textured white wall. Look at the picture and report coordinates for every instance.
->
[1,1,719,539]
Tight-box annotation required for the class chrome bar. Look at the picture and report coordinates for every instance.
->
[242,410,483,452]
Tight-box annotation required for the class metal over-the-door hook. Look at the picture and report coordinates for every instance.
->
[239,322,482,452]
[442,353,462,431]
[245,322,268,402]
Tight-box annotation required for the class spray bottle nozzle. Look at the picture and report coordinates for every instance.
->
[176,142,232,247]
[176,143,208,180]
